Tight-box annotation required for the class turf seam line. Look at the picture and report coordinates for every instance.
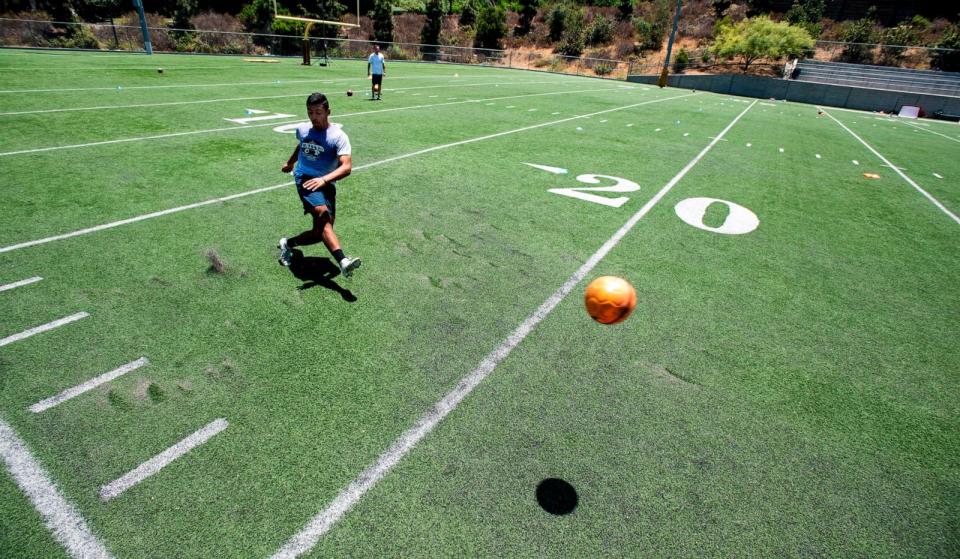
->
[819,106,960,226]
[0,312,89,347]
[98,418,228,502]
[0,275,42,292]
[29,357,149,413]
[269,97,752,559]
[0,79,566,117]
[0,92,692,254]
[0,418,114,559]
[0,85,627,157]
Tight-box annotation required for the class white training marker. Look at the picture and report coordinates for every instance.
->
[626,123,634,127]
[599,119,608,123]
[528,108,537,112]
[485,102,494,106]
[0,276,42,292]
[852,160,860,165]
[428,95,438,98]
[655,128,662,132]
[746,143,752,147]
[506,105,515,108]
[815,154,821,159]
[551,112,560,115]
[576,127,583,131]
[778,148,784,153]
[0,312,89,348]
[934,173,943,179]
[29,357,149,413]
[99,418,228,502]
[683,132,689,136]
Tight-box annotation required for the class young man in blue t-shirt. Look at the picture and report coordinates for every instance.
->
[278,92,361,277]
[367,45,385,100]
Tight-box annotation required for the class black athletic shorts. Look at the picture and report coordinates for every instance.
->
[372,73,383,87]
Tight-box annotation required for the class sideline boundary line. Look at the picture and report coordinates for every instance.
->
[820,106,960,226]
[0,93,694,254]
[0,418,114,559]
[269,99,756,559]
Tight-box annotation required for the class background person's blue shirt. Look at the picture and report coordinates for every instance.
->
[294,122,351,182]
[368,52,385,75]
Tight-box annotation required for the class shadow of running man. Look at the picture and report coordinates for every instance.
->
[287,250,357,302]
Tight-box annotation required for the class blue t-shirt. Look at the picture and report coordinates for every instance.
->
[294,122,351,182]
[368,52,385,75]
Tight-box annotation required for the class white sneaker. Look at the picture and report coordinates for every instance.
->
[278,238,293,267]
[339,256,361,277]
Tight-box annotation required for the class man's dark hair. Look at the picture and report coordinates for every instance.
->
[306,92,329,109]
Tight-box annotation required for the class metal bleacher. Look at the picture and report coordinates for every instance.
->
[794,59,960,97]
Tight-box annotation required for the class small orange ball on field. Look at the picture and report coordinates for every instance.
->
[584,276,637,325]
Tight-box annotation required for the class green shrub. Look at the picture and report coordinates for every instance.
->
[594,62,614,76]
[584,16,613,47]
[672,47,689,73]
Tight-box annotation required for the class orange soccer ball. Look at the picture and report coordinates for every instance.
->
[584,276,637,325]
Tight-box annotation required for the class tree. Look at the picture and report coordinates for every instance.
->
[514,0,538,37]
[474,3,506,50]
[616,0,632,23]
[711,16,814,72]
[838,6,878,63]
[460,0,476,27]
[371,0,394,45]
[880,24,918,64]
[584,16,613,47]
[555,5,584,57]
[420,0,442,60]
[930,24,960,72]
[545,3,568,42]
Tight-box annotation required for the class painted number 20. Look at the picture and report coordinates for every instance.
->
[548,174,641,208]
[526,163,760,235]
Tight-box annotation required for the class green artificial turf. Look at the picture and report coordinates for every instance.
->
[0,50,957,558]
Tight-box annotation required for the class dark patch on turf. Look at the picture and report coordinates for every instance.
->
[536,478,578,515]
[107,389,131,410]
[205,249,227,274]
[701,200,731,229]
[147,383,166,403]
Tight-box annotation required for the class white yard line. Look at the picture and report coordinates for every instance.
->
[902,120,960,144]
[0,86,625,157]
[29,357,149,413]
[0,92,693,254]
[820,107,960,226]
[0,418,113,559]
[0,275,42,292]
[0,73,552,94]
[0,312,89,347]
[0,80,564,116]
[99,418,228,502]
[269,99,754,559]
